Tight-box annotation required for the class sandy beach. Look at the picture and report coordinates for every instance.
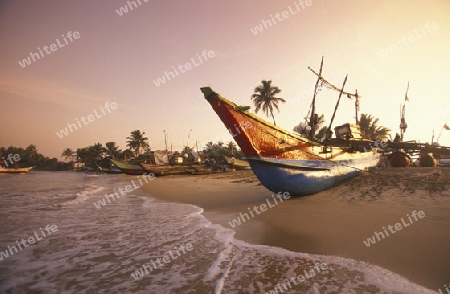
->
[144,167,450,291]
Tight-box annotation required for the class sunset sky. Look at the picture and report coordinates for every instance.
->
[1,0,449,159]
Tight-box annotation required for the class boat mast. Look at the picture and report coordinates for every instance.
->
[308,59,359,140]
[308,57,324,141]
[400,82,409,142]
[163,130,168,152]
[354,90,360,125]
[326,76,348,140]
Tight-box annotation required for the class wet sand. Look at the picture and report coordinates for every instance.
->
[143,168,450,291]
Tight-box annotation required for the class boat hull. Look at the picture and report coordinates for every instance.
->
[224,156,251,170]
[388,151,411,167]
[110,160,145,175]
[0,167,34,174]
[248,155,379,195]
[139,162,190,176]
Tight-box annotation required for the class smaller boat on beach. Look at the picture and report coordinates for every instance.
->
[97,165,123,174]
[224,156,251,170]
[110,159,145,175]
[139,162,190,176]
[0,166,34,174]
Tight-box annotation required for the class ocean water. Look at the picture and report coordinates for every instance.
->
[0,172,435,293]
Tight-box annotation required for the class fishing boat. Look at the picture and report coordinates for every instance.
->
[201,87,379,195]
[184,165,218,175]
[0,166,34,174]
[110,159,145,175]
[200,60,380,195]
[139,162,190,176]
[97,165,123,174]
[224,156,251,170]
[388,83,411,167]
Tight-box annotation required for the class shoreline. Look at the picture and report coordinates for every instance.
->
[143,168,450,290]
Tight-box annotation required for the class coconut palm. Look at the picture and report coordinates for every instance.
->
[126,130,150,157]
[227,141,237,156]
[359,114,391,141]
[105,142,121,159]
[293,114,326,141]
[119,149,134,161]
[25,144,38,160]
[251,80,286,125]
[89,143,105,161]
[61,148,76,162]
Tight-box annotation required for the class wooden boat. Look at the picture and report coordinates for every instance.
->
[0,166,34,174]
[97,165,123,174]
[439,158,450,167]
[420,152,437,167]
[184,166,218,175]
[200,86,380,196]
[139,162,190,176]
[388,151,411,167]
[110,159,145,175]
[224,156,251,170]
[389,83,411,168]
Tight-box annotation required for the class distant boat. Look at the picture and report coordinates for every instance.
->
[139,162,189,176]
[97,165,123,174]
[420,152,437,167]
[224,156,251,170]
[0,166,34,174]
[439,158,450,167]
[389,83,411,167]
[184,165,218,175]
[201,85,380,196]
[388,151,411,167]
[110,159,145,175]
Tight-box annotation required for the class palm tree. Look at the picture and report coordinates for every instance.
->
[61,148,76,162]
[119,149,134,161]
[76,147,89,163]
[89,143,105,161]
[293,114,326,141]
[359,114,391,141]
[25,144,38,160]
[126,130,150,157]
[105,142,120,159]
[251,80,286,125]
[227,141,237,156]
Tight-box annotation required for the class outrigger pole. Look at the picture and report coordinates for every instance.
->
[307,57,324,141]
[307,58,359,140]
[326,75,348,140]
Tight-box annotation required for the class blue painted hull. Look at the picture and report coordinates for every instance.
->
[248,155,380,196]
